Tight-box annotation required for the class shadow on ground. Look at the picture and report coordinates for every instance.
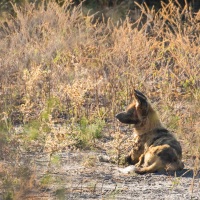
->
[156,169,200,178]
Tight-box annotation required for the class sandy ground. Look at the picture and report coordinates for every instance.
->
[14,150,199,200]
[0,125,199,199]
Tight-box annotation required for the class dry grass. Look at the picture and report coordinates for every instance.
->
[0,0,199,199]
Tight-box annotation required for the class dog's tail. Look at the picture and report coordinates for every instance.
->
[166,160,184,171]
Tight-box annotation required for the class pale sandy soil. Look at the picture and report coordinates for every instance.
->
[10,151,199,200]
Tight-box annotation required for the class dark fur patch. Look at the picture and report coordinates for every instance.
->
[150,129,182,157]
[157,147,178,163]
[116,112,140,124]
[125,155,134,164]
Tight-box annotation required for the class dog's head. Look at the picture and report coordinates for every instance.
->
[116,90,150,126]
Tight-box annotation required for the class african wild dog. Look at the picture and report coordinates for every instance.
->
[116,89,184,174]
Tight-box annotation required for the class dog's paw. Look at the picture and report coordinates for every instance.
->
[134,167,146,174]
[135,163,140,167]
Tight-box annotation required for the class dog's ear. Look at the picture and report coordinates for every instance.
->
[134,89,148,118]
[134,89,147,107]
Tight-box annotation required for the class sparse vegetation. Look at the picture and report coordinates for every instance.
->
[0,0,199,199]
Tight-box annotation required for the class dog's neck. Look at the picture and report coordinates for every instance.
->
[133,112,163,136]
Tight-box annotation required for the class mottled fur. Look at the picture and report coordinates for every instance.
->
[116,90,184,174]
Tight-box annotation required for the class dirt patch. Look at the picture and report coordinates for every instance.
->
[1,150,198,200]
[0,124,199,199]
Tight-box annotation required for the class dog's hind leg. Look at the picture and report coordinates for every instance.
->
[135,156,164,174]
[135,162,161,174]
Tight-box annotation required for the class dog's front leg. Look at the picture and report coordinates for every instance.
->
[125,149,140,165]
[126,143,144,165]
[135,153,145,167]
